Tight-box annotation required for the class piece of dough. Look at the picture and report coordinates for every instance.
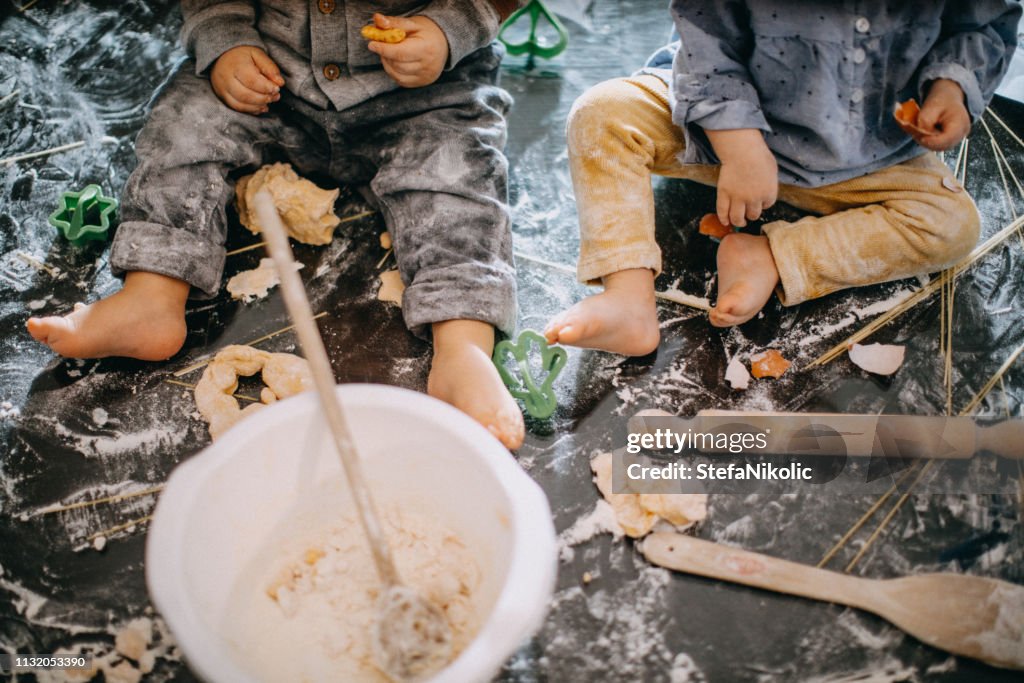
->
[590,452,707,538]
[194,345,313,439]
[226,258,278,302]
[236,163,341,245]
[377,269,405,307]
[379,231,392,250]
[361,24,406,43]
[115,618,152,663]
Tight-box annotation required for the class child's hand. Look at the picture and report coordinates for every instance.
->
[210,46,285,115]
[914,79,971,151]
[706,129,778,228]
[366,13,449,88]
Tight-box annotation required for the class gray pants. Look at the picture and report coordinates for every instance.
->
[111,47,516,338]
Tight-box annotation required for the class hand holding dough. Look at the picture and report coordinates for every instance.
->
[361,24,406,43]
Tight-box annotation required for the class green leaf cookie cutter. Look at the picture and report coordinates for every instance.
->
[498,0,570,66]
[48,184,118,246]
[493,329,568,420]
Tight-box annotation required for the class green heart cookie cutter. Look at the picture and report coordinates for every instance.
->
[48,184,118,246]
[498,0,570,65]
[493,329,568,420]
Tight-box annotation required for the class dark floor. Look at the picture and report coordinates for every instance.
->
[1,1,1023,681]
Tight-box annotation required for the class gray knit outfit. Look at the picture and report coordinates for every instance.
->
[110,1,517,337]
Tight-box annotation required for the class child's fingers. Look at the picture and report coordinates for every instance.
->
[373,13,420,33]
[250,49,285,87]
[915,109,970,151]
[221,90,267,115]
[368,39,420,63]
[745,202,763,222]
[381,57,423,77]
[728,202,748,228]
[228,78,273,106]
[380,60,426,88]
[716,194,733,230]
[915,105,942,135]
[235,65,280,96]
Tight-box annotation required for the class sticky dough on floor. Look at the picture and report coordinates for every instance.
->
[193,345,313,439]
[222,510,481,683]
[236,162,341,245]
[226,258,303,303]
[377,269,405,306]
[591,451,707,538]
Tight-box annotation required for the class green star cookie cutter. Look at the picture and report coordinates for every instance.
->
[493,329,568,420]
[48,184,118,246]
[498,0,570,66]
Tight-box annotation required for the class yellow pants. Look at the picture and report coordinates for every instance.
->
[569,76,981,305]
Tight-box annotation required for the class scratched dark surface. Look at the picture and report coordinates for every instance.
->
[1,1,1023,681]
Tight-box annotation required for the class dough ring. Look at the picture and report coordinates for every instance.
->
[194,345,313,439]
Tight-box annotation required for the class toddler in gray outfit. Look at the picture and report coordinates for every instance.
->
[28,1,526,448]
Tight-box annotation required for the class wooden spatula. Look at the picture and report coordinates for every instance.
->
[641,532,1024,670]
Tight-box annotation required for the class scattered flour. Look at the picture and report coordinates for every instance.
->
[965,583,1024,668]
[670,652,704,683]
[796,286,918,348]
[558,500,623,562]
[91,408,108,427]
[535,553,705,682]
[1,400,19,419]
[50,420,187,459]
[33,616,178,683]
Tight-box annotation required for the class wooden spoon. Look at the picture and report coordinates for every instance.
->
[253,191,452,680]
[642,532,1024,670]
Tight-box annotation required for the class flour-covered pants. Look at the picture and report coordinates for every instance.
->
[569,75,981,304]
[111,47,516,337]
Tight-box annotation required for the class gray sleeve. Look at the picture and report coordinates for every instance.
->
[917,0,1022,119]
[180,0,267,75]
[419,0,503,69]
[669,0,770,133]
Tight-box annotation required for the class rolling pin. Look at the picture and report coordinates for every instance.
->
[628,410,1024,459]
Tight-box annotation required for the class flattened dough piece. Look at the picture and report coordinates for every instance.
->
[378,269,405,307]
[227,258,279,302]
[236,163,341,245]
[591,451,707,538]
[591,452,657,538]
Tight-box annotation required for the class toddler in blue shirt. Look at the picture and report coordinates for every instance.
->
[546,0,1020,355]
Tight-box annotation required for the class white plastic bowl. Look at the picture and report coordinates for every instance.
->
[146,384,557,683]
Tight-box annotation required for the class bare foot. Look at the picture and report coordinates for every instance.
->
[544,268,659,356]
[710,233,780,327]
[428,320,525,450]
[26,271,189,361]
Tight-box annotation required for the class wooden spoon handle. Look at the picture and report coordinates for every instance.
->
[642,532,874,610]
[253,190,400,588]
